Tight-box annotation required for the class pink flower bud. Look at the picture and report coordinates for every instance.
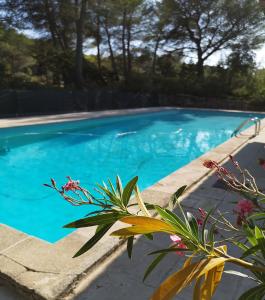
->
[203,160,218,169]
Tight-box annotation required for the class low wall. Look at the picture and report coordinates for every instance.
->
[0,89,264,117]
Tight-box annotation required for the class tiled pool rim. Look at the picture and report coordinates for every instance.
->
[0,107,265,300]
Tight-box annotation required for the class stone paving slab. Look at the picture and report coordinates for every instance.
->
[0,108,264,299]
[0,107,172,129]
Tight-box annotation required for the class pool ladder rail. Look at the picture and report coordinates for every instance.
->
[231,117,261,137]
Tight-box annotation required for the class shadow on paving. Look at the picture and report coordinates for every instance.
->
[75,141,265,300]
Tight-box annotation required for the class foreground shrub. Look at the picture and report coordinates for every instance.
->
[45,157,265,299]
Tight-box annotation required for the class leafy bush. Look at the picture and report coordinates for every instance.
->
[46,156,265,299]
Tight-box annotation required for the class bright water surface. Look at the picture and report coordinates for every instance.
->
[0,109,263,242]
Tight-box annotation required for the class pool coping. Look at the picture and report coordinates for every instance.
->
[0,108,264,300]
[0,106,264,129]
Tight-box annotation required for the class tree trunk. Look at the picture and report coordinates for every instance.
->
[126,15,132,79]
[44,0,65,50]
[104,23,119,81]
[96,15,102,73]
[121,9,128,81]
[151,36,160,76]
[196,49,204,79]
[75,0,86,89]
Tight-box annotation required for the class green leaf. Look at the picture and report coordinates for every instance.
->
[97,184,122,207]
[122,176,138,207]
[143,253,167,282]
[258,198,265,204]
[155,206,187,234]
[85,209,113,217]
[243,224,257,246]
[95,224,105,233]
[144,233,154,240]
[238,285,265,300]
[171,185,187,207]
[248,213,265,220]
[73,223,113,258]
[149,247,189,255]
[64,212,123,228]
[127,236,134,259]
[241,245,261,259]
[255,226,265,258]
[187,212,199,238]
[108,179,116,194]
[233,241,249,252]
[145,203,156,210]
[209,223,216,250]
[201,208,214,245]
[116,176,123,198]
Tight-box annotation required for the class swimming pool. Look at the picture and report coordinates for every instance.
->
[0,109,263,242]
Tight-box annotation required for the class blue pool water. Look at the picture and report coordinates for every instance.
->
[0,109,263,242]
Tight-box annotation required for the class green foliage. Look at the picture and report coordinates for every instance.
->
[48,164,265,300]
[0,0,264,99]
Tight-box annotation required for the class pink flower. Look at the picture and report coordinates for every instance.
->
[234,200,254,225]
[203,160,218,169]
[198,208,207,218]
[63,177,81,192]
[218,166,229,175]
[197,218,203,226]
[196,208,207,226]
[170,235,187,256]
[170,235,182,243]
[235,200,254,216]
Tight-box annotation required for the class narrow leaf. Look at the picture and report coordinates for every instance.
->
[241,245,261,259]
[171,185,187,207]
[116,176,123,198]
[149,247,190,255]
[122,176,138,207]
[64,213,122,228]
[201,208,214,245]
[187,212,199,238]
[255,226,265,258]
[238,285,265,300]
[143,253,167,282]
[134,185,151,217]
[127,236,134,259]
[73,223,113,257]
[120,216,175,232]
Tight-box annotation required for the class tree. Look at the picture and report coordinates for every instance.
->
[226,40,257,97]
[74,0,87,89]
[0,22,35,87]
[162,0,265,78]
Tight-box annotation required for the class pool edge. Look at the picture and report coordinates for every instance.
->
[1,106,264,129]
[0,111,264,300]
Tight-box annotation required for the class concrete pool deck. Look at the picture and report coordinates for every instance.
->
[0,107,265,299]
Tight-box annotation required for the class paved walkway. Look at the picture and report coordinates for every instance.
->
[1,128,265,299]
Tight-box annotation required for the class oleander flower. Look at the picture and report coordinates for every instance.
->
[197,207,207,226]
[203,160,229,175]
[203,160,218,169]
[235,200,254,216]
[170,234,182,243]
[170,235,187,256]
[234,199,254,225]
[63,177,81,192]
